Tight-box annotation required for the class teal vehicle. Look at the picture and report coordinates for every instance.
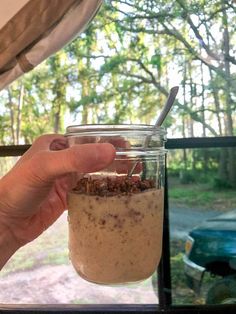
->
[183,210,236,304]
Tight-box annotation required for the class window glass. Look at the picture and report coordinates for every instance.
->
[0,156,19,177]
[0,155,159,304]
[169,148,236,305]
[0,0,235,306]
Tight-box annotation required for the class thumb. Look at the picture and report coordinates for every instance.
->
[28,143,116,184]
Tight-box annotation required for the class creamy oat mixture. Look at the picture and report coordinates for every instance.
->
[68,178,163,284]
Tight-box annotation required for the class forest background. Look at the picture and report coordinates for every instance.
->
[0,0,236,305]
[0,0,235,188]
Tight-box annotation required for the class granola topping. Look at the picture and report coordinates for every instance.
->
[73,177,155,196]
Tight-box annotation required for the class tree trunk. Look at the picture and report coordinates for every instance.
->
[222,6,234,136]
[81,34,92,125]
[182,115,187,170]
[222,1,235,187]
[218,149,228,182]
[54,107,61,133]
[209,69,223,136]
[200,60,206,137]
[53,89,62,133]
[200,59,208,172]
[7,87,16,145]
[182,63,187,170]
[16,83,24,144]
[189,70,197,171]
[81,79,89,124]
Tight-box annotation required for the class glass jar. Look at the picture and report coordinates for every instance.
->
[65,124,166,285]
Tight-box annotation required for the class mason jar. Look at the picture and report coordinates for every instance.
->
[65,124,166,285]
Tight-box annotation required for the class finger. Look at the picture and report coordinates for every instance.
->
[16,134,66,166]
[28,143,116,185]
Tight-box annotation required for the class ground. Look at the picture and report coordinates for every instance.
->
[0,182,235,305]
[0,214,157,304]
[0,264,157,304]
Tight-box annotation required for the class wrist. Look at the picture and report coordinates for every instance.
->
[0,178,21,269]
[0,222,20,270]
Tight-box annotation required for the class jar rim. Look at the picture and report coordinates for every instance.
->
[65,124,166,136]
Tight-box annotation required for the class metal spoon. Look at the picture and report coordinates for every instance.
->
[128,86,179,177]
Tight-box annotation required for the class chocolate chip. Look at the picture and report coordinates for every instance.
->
[99,219,106,225]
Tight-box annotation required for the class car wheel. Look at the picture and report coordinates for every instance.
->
[206,275,236,304]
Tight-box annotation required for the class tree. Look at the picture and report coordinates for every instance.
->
[0,0,235,186]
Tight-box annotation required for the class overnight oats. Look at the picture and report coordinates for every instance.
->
[66,124,166,285]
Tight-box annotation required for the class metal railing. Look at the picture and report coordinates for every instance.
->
[0,136,236,314]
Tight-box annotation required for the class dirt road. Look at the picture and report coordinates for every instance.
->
[0,214,157,304]
[0,264,157,304]
[0,206,224,304]
[169,205,219,239]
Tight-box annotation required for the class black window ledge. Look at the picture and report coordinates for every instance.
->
[1,304,236,314]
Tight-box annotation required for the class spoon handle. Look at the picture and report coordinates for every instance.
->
[127,86,179,177]
[155,86,179,127]
[143,86,179,149]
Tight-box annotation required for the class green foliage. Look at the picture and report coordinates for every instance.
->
[76,92,104,107]
[99,55,127,76]
[150,53,162,72]
[179,170,196,184]
[0,0,235,186]
[213,177,233,189]
[171,253,186,288]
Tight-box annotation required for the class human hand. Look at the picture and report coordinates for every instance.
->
[0,134,115,267]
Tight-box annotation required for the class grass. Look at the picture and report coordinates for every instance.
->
[170,240,196,304]
[43,248,69,266]
[169,182,236,211]
[171,252,199,304]
[0,214,69,277]
[170,239,221,305]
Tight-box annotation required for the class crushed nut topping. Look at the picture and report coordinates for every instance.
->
[73,177,155,196]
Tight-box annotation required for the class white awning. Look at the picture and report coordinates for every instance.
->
[0,0,102,91]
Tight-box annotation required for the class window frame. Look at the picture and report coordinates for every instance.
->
[0,136,236,313]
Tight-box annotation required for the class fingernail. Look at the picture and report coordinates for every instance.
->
[50,139,68,151]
